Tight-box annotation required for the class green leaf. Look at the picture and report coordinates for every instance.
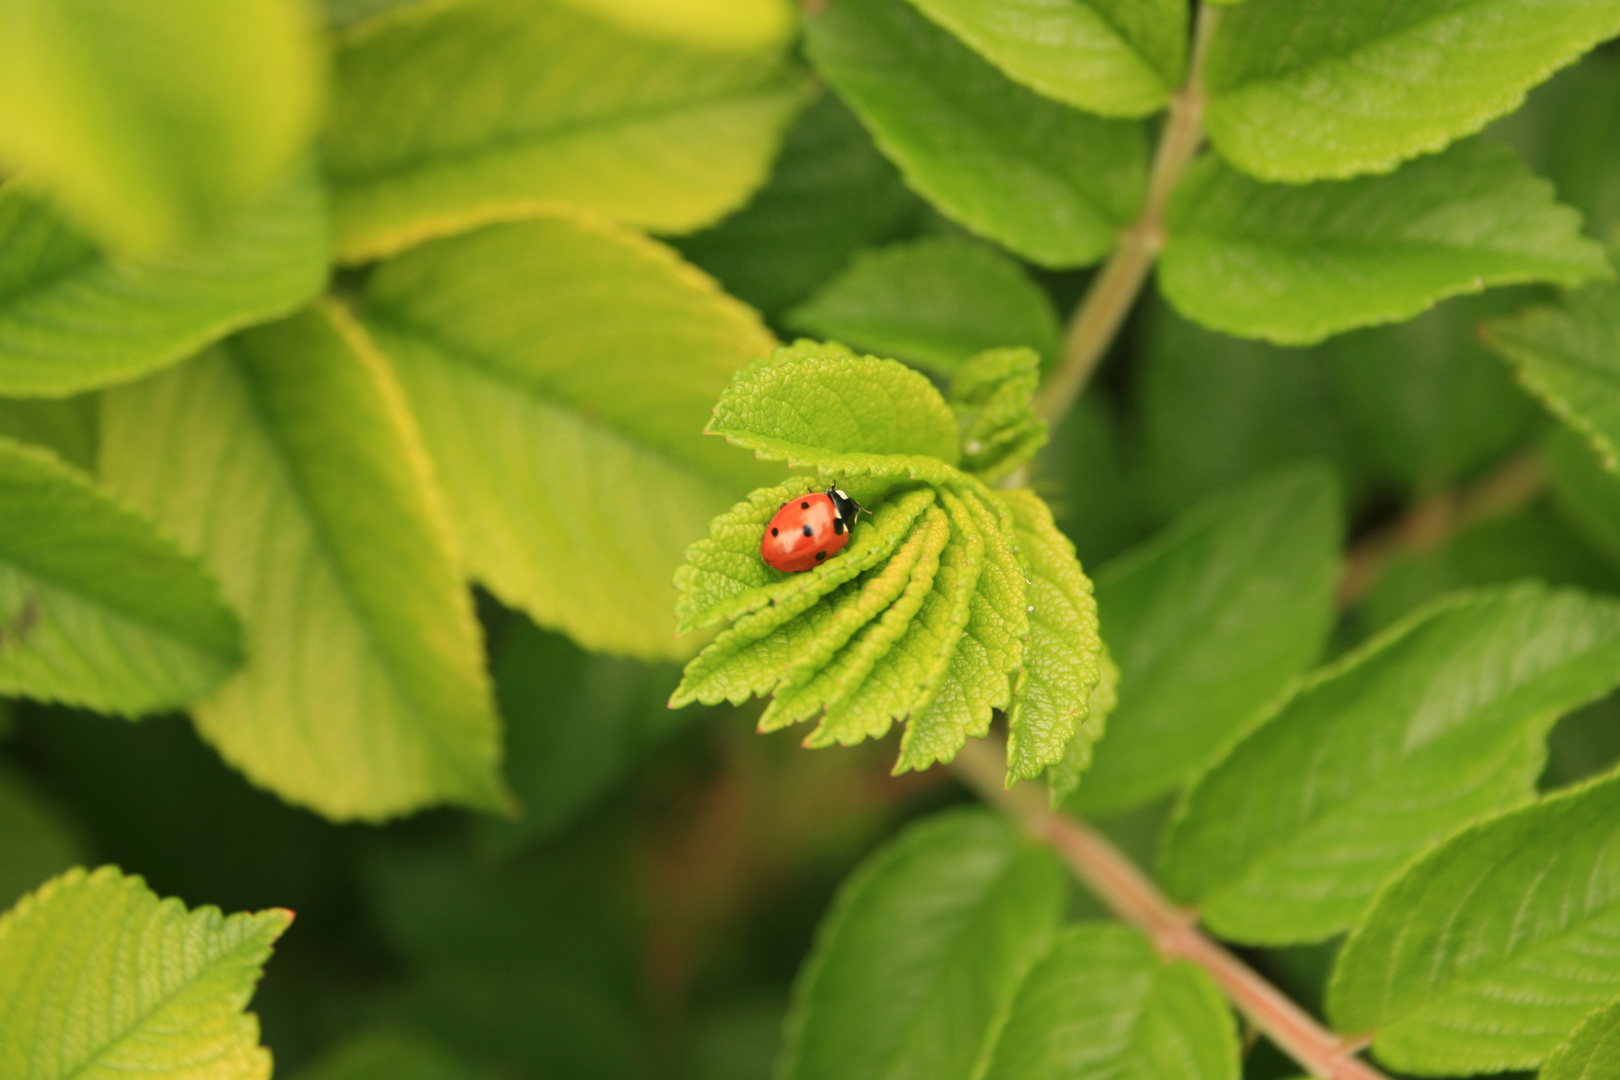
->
[0,865,290,1080]
[0,764,80,911]
[0,435,242,717]
[1134,302,1355,521]
[675,93,924,319]
[1546,426,1620,568]
[804,0,1148,268]
[950,347,1048,483]
[979,924,1239,1080]
[787,237,1062,375]
[479,621,686,854]
[550,0,795,52]
[1162,141,1614,346]
[779,809,1065,1080]
[1355,505,1620,635]
[0,0,321,253]
[706,346,963,471]
[998,488,1103,783]
[1485,282,1620,475]
[291,1031,493,1080]
[326,0,810,263]
[1203,0,1620,183]
[1329,769,1620,1074]
[100,304,509,822]
[901,0,1185,117]
[360,215,779,660]
[0,397,97,471]
[1542,998,1620,1080]
[0,169,329,398]
[1162,584,1620,945]
[1326,290,1542,493]
[1071,465,1342,815]
[1047,645,1118,807]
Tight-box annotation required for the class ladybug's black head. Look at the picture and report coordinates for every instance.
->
[826,486,862,528]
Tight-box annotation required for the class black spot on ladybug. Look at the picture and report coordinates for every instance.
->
[771,527,779,536]
[802,524,813,536]
[801,501,810,509]
[816,551,826,561]
[833,518,844,534]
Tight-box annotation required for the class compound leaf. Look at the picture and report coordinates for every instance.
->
[0,436,241,717]
[1203,0,1620,183]
[327,0,809,262]
[0,866,290,1080]
[804,0,1147,268]
[1485,282,1620,475]
[1329,769,1620,1074]
[978,924,1240,1080]
[1072,465,1341,816]
[1162,584,1620,945]
[1161,140,1614,346]
[902,0,1186,117]
[0,0,321,253]
[0,170,329,398]
[1542,998,1620,1080]
[788,237,1062,375]
[779,809,1065,1080]
[100,304,509,822]
[360,215,780,659]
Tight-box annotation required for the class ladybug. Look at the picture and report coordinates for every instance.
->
[761,486,863,573]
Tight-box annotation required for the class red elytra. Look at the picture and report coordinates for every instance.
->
[760,487,861,573]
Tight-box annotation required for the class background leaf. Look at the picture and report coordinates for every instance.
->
[1485,282,1620,474]
[1329,770,1620,1074]
[978,924,1239,1080]
[326,0,809,262]
[1162,585,1620,945]
[901,0,1185,117]
[0,436,242,717]
[1546,427,1620,567]
[551,0,795,52]
[778,809,1065,1080]
[804,0,1148,267]
[0,865,290,1080]
[0,397,96,471]
[0,170,329,398]
[787,236,1062,374]
[0,0,321,252]
[1071,465,1341,815]
[290,1031,493,1080]
[0,764,80,910]
[1542,998,1620,1080]
[100,305,508,822]
[360,215,779,659]
[1203,0,1620,183]
[1160,141,1613,345]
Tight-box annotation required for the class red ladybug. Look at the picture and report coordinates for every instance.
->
[761,487,862,572]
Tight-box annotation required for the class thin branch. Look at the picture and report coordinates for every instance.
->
[1336,451,1546,609]
[1033,3,1223,429]
[951,739,1389,1080]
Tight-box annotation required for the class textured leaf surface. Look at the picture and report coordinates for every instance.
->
[1072,466,1341,815]
[0,171,329,398]
[0,0,320,252]
[950,347,1048,484]
[1542,998,1620,1080]
[361,216,779,659]
[787,237,1061,374]
[902,0,1185,117]
[100,305,508,822]
[1047,646,1118,807]
[1485,282,1620,474]
[0,764,80,910]
[779,810,1065,1080]
[0,866,290,1080]
[676,94,922,319]
[1160,141,1613,345]
[1162,585,1620,945]
[707,348,962,470]
[1329,770,1620,1073]
[979,924,1239,1080]
[0,436,241,717]
[327,0,809,262]
[805,0,1147,267]
[1203,0,1620,183]
[999,489,1102,783]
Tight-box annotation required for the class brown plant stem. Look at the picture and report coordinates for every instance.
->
[1336,451,1547,609]
[1033,3,1222,429]
[951,739,1388,1080]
